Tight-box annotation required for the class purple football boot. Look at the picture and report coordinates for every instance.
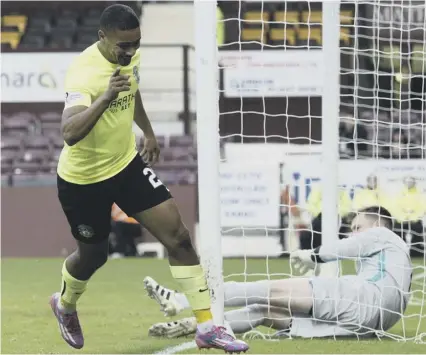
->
[49,292,84,349]
[195,325,249,353]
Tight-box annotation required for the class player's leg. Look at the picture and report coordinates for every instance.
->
[149,305,292,338]
[52,175,114,349]
[115,157,248,353]
[145,276,313,316]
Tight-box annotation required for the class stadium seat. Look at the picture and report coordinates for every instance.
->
[29,12,52,31]
[51,136,64,150]
[19,34,45,49]
[297,26,322,46]
[1,150,17,168]
[269,26,297,46]
[169,135,194,148]
[1,136,22,152]
[1,43,12,51]
[41,121,62,137]
[1,31,21,49]
[2,115,36,136]
[55,18,77,33]
[48,35,73,49]
[51,148,62,162]
[81,15,100,27]
[2,14,27,33]
[25,136,51,153]
[39,111,61,123]
[273,11,299,25]
[241,27,266,44]
[13,160,44,174]
[301,11,322,24]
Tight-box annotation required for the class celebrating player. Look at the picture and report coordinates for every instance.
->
[146,206,412,339]
[49,4,248,353]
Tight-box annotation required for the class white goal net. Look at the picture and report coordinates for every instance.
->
[195,0,425,344]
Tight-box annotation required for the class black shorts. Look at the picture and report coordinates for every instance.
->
[57,155,172,243]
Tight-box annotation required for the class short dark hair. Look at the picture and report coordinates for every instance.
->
[100,4,140,32]
[358,206,393,229]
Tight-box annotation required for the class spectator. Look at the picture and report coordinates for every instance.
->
[391,176,425,257]
[339,115,369,157]
[110,204,142,258]
[352,174,388,211]
[299,185,352,250]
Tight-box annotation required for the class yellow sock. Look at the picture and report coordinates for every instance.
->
[60,262,88,310]
[170,265,213,324]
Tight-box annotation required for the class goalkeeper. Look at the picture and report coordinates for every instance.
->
[145,206,412,339]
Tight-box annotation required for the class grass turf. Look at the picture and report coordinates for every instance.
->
[2,257,425,354]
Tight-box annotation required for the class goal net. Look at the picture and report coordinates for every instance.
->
[195,0,425,344]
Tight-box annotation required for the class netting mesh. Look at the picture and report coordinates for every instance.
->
[216,0,425,343]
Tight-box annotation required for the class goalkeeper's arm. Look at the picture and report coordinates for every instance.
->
[312,231,382,263]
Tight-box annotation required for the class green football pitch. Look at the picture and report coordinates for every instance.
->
[2,258,425,354]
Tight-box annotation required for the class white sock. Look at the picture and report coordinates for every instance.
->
[224,281,271,307]
[175,292,190,309]
[197,319,214,333]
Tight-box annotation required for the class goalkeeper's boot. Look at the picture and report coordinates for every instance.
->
[49,292,84,349]
[196,325,249,354]
[143,276,184,317]
[149,317,197,338]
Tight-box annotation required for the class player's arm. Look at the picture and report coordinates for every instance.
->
[134,90,160,165]
[291,232,382,273]
[62,68,130,146]
[312,232,383,263]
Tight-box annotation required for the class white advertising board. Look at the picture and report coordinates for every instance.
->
[220,163,281,227]
[219,50,324,98]
[282,157,426,208]
[1,49,191,112]
[224,143,426,209]
[1,53,77,103]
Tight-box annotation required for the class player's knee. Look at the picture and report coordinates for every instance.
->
[76,243,109,270]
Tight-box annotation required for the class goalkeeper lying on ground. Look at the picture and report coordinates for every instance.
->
[144,206,413,339]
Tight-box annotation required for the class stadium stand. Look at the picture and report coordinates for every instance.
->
[1,0,423,187]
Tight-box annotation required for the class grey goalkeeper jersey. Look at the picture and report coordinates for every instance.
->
[318,227,413,313]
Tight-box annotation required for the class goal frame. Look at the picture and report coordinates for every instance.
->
[194,0,346,324]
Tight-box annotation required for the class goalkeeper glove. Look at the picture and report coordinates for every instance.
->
[290,250,320,276]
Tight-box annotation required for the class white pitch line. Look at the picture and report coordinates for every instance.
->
[154,340,197,355]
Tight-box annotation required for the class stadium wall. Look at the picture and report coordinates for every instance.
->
[1,185,197,257]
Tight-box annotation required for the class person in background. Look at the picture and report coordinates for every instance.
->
[299,185,352,250]
[339,114,369,158]
[352,174,388,211]
[110,203,141,258]
[391,176,425,256]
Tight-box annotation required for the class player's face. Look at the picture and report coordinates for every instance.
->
[351,214,375,233]
[100,28,141,66]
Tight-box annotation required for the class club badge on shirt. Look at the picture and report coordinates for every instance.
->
[133,66,140,84]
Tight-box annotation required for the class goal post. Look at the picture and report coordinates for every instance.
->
[194,0,224,327]
[321,1,341,277]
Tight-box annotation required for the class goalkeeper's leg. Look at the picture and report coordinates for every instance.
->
[145,277,313,316]
[149,305,292,338]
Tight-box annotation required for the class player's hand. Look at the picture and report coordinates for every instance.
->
[290,250,318,275]
[104,67,131,101]
[141,136,160,166]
